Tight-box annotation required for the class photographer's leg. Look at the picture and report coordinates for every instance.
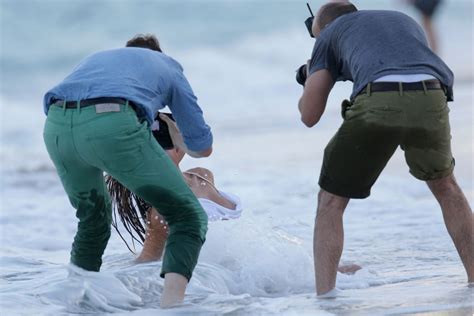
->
[314,190,349,295]
[427,174,473,282]
[315,92,402,295]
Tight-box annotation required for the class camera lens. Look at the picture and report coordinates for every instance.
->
[296,64,307,86]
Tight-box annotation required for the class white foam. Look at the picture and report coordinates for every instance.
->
[40,264,142,313]
[1,1,473,314]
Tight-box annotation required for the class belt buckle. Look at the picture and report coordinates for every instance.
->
[95,103,121,113]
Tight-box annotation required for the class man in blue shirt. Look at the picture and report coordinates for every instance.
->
[43,34,213,307]
[297,2,472,296]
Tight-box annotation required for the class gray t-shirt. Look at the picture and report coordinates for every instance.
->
[309,10,454,101]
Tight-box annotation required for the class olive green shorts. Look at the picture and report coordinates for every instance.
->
[319,89,454,199]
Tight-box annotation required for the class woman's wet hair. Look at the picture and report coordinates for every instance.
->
[106,175,151,252]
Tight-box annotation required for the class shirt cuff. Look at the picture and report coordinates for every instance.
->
[183,131,213,152]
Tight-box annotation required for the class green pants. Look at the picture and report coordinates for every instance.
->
[43,103,207,280]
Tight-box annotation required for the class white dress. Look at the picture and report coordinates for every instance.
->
[198,191,243,221]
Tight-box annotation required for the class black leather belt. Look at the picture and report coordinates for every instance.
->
[52,97,128,108]
[358,80,443,95]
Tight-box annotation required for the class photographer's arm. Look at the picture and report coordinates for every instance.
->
[298,69,334,127]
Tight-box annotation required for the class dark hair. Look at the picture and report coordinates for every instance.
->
[126,34,162,52]
[106,175,151,252]
[318,2,357,30]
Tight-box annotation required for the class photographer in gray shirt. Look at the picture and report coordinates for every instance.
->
[296,2,472,296]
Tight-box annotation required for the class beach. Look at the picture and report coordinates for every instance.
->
[1,0,473,314]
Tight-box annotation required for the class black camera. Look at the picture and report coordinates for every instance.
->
[296,64,308,86]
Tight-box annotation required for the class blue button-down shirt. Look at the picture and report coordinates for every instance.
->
[43,47,212,152]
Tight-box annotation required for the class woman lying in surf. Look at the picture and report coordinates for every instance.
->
[106,112,242,262]
[107,113,361,274]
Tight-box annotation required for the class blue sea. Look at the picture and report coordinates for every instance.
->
[1,0,473,315]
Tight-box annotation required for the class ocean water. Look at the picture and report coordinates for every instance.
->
[0,0,473,315]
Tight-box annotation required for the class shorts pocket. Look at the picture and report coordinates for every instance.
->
[426,103,449,114]
[365,107,403,124]
[344,101,363,121]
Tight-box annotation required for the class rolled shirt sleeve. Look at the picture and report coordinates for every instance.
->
[168,69,213,152]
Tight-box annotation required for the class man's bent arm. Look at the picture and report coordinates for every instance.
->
[298,69,334,127]
[168,69,213,156]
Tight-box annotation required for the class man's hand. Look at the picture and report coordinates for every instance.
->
[159,114,212,158]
